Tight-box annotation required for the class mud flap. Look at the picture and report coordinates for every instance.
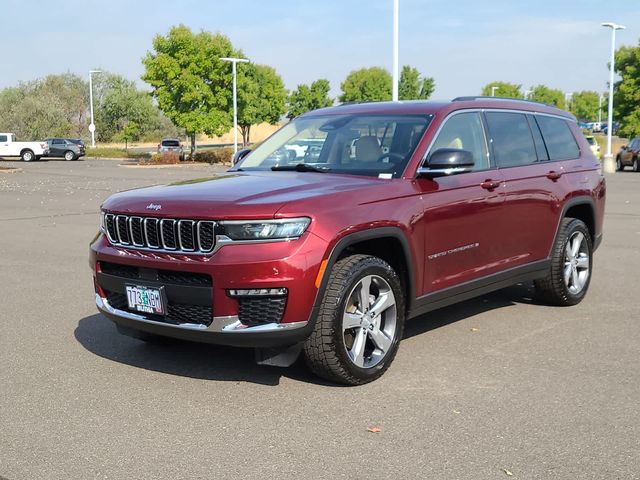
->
[255,342,303,367]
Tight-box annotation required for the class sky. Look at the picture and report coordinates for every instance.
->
[2,0,639,100]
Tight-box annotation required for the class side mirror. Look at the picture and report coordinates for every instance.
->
[417,148,475,177]
[233,148,252,165]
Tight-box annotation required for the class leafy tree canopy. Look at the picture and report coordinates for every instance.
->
[287,79,333,119]
[569,91,600,121]
[340,67,392,103]
[142,25,241,147]
[237,64,287,144]
[398,66,435,100]
[614,41,640,138]
[529,85,565,109]
[481,81,522,99]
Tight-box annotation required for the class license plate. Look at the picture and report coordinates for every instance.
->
[125,285,165,315]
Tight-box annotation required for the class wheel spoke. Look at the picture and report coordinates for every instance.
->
[571,267,579,289]
[343,312,362,331]
[358,276,372,311]
[564,264,572,284]
[349,327,367,367]
[369,292,394,318]
[565,242,573,260]
[576,255,589,270]
[369,327,392,353]
[571,233,584,256]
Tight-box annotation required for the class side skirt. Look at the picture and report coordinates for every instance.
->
[408,260,550,319]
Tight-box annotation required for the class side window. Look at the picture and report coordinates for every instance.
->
[53,139,64,145]
[429,112,489,170]
[526,114,549,161]
[0,135,7,142]
[485,112,538,168]
[535,116,580,161]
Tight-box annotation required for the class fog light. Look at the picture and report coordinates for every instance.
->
[228,288,288,297]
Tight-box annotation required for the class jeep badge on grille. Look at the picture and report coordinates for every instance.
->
[146,203,161,211]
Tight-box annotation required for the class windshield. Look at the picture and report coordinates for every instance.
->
[234,114,432,178]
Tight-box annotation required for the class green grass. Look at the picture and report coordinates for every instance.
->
[85,147,150,159]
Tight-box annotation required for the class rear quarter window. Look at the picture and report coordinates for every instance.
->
[535,116,580,161]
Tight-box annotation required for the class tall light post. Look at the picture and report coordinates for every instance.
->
[491,86,499,97]
[392,0,399,101]
[88,69,101,149]
[601,22,625,173]
[524,89,533,100]
[220,57,249,155]
[565,92,573,112]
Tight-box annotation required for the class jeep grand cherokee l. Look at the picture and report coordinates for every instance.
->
[90,97,605,385]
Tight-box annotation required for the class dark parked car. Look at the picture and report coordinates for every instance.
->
[91,97,605,385]
[616,137,640,172]
[157,138,185,161]
[44,138,85,161]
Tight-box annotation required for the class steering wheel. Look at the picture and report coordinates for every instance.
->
[376,152,405,163]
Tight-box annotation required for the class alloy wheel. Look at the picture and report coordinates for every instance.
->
[342,275,397,369]
[564,231,590,295]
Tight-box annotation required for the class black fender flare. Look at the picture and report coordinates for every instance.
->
[308,227,416,325]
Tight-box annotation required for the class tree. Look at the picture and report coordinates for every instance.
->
[287,79,333,119]
[614,41,640,138]
[398,65,435,100]
[529,85,565,109]
[121,121,139,151]
[237,64,287,145]
[481,81,522,98]
[339,67,392,103]
[569,91,600,121]
[142,25,240,153]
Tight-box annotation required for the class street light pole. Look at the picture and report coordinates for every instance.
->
[491,86,499,97]
[601,22,625,173]
[392,0,399,101]
[221,57,249,155]
[88,69,101,149]
[524,89,532,100]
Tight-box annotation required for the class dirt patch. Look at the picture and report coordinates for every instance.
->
[0,167,22,173]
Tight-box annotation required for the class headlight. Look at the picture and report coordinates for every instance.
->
[219,217,311,241]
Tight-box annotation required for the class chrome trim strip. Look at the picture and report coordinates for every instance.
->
[129,216,144,247]
[96,294,308,333]
[104,213,118,243]
[115,215,130,245]
[159,218,177,250]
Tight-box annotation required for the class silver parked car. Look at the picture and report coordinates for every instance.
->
[157,138,185,161]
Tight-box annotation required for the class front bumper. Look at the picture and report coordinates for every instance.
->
[96,294,311,347]
[90,230,328,347]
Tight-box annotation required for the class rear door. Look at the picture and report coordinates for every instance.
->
[485,111,575,267]
[50,139,65,156]
[417,111,506,294]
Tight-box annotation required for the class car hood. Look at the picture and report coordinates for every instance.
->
[102,171,388,219]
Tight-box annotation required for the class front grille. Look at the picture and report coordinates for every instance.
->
[103,213,216,254]
[238,297,287,326]
[105,291,212,326]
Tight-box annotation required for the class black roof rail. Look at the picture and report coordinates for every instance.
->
[452,96,553,108]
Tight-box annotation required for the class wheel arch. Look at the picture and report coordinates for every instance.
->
[20,148,34,156]
[556,196,596,247]
[311,227,416,322]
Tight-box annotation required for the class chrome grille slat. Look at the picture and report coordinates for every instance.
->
[104,214,216,254]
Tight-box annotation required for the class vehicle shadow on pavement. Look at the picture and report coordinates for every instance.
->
[404,282,538,339]
[75,283,538,386]
[74,314,323,386]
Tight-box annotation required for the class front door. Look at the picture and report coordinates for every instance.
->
[417,111,506,294]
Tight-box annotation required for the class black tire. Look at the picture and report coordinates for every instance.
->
[535,218,593,306]
[616,156,624,171]
[303,254,405,385]
[633,157,639,172]
[64,150,76,161]
[21,150,35,162]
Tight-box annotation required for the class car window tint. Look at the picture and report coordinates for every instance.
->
[430,112,489,170]
[0,135,7,142]
[162,140,180,147]
[485,112,537,168]
[53,139,64,145]
[527,114,549,161]
[535,116,580,161]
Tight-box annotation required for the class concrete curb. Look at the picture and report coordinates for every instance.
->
[118,162,228,169]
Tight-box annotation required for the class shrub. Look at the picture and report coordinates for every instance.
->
[193,147,234,164]
[141,152,181,165]
[88,147,150,159]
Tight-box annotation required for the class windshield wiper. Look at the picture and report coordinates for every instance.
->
[271,163,330,173]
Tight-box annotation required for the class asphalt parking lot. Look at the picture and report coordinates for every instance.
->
[1,159,639,479]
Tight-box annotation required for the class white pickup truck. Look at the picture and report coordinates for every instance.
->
[0,133,49,161]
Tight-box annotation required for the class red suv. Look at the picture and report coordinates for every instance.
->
[90,97,605,385]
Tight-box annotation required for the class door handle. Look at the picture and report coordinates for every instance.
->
[546,170,562,181]
[480,180,501,190]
